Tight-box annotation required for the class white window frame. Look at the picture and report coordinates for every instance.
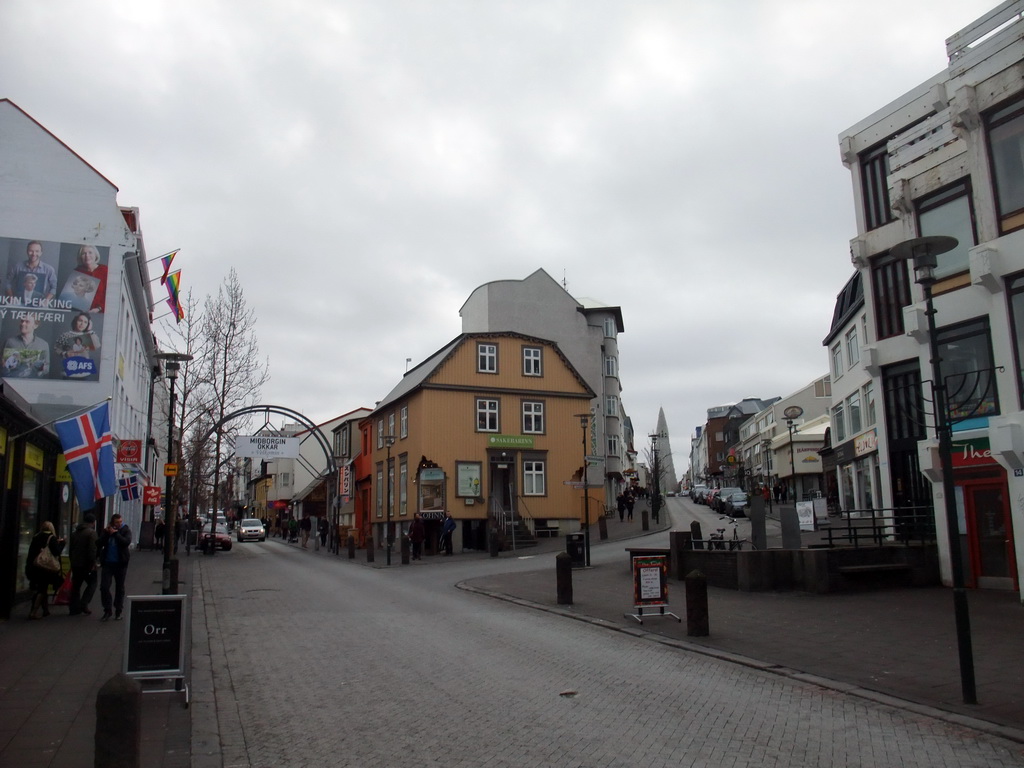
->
[831,343,843,380]
[377,419,384,449]
[604,355,617,377]
[845,326,859,368]
[523,346,542,376]
[606,394,618,417]
[522,401,544,434]
[523,459,546,496]
[478,343,498,373]
[400,406,408,439]
[477,398,499,432]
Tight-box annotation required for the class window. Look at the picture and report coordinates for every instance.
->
[377,419,384,449]
[523,459,546,496]
[375,467,383,517]
[399,459,408,515]
[387,412,395,440]
[937,318,999,420]
[607,433,620,456]
[603,317,617,338]
[400,406,408,439]
[478,343,497,373]
[1008,274,1024,407]
[832,402,846,443]
[522,401,544,434]
[845,326,859,368]
[476,398,499,432]
[387,462,395,517]
[831,343,843,380]
[604,355,617,377]
[281,472,290,486]
[870,252,912,340]
[606,394,618,417]
[861,143,895,231]
[846,390,862,435]
[987,98,1024,234]
[523,346,542,376]
[863,381,876,426]
[916,180,976,278]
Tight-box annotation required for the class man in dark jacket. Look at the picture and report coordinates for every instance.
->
[97,513,131,621]
[68,512,98,615]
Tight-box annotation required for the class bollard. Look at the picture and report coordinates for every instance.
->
[684,570,709,637]
[365,535,375,563]
[556,552,573,605]
[489,529,500,558]
[598,515,608,541]
[347,535,355,560]
[95,673,141,768]
[401,536,410,565]
[641,507,650,532]
[690,520,704,550]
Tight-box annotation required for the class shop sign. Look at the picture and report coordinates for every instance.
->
[951,437,996,468]
[854,429,878,457]
[56,454,71,482]
[117,439,142,464]
[24,443,44,471]
[486,435,534,449]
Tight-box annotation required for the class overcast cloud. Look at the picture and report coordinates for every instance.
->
[0,1,997,477]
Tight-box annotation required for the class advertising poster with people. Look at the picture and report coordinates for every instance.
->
[0,238,108,382]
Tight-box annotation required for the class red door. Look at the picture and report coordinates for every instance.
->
[963,482,1017,590]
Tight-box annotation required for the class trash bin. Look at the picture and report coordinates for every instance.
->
[566,533,585,567]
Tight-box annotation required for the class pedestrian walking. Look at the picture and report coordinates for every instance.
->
[97,513,132,621]
[440,512,456,556]
[625,492,635,521]
[26,521,65,619]
[318,517,329,549]
[68,512,98,616]
[616,492,626,523]
[154,519,165,549]
[288,517,298,543]
[300,516,312,548]
[408,512,425,560]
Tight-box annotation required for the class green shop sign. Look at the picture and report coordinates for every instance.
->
[487,435,535,449]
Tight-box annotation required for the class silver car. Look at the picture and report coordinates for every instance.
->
[236,518,266,542]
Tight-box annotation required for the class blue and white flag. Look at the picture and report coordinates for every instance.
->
[55,402,116,511]
[119,474,140,501]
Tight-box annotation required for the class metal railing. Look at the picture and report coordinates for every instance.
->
[824,506,936,548]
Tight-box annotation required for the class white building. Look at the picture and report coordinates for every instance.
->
[0,99,163,547]
[837,1,1024,593]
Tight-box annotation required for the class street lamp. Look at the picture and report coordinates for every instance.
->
[384,434,396,565]
[783,406,803,503]
[155,351,193,594]
[649,432,662,524]
[575,413,592,567]
[891,234,975,705]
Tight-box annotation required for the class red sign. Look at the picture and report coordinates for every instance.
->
[117,440,142,464]
[143,485,162,506]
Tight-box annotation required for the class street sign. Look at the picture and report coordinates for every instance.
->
[164,463,178,477]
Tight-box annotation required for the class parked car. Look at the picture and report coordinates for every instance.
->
[691,484,709,503]
[201,523,233,552]
[704,488,721,508]
[711,487,743,513]
[722,491,750,518]
[236,518,266,542]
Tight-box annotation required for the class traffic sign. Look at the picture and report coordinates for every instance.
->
[164,463,178,477]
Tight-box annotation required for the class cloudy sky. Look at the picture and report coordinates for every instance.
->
[0,0,997,477]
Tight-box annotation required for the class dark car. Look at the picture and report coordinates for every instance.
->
[711,487,743,513]
[201,523,233,552]
[722,491,750,517]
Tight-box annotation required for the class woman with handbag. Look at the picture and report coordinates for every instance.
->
[26,521,65,619]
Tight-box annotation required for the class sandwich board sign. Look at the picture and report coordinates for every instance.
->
[123,594,189,705]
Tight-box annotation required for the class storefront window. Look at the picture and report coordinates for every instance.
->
[840,464,855,513]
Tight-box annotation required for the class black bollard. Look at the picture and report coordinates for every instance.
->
[598,515,608,541]
[347,535,355,559]
[401,535,410,565]
[690,520,703,550]
[556,551,573,605]
[685,569,709,637]
[95,673,141,768]
[365,535,375,563]
[641,506,650,531]
[489,529,500,558]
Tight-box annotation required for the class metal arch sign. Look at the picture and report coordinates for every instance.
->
[236,435,300,459]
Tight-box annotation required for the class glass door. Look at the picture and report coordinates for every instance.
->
[965,483,1017,590]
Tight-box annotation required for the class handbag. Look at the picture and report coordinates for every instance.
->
[53,572,73,606]
[34,538,61,572]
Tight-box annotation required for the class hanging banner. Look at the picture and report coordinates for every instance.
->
[117,440,142,464]
[143,485,162,506]
[235,435,300,459]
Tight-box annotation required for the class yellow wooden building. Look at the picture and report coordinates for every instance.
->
[364,332,597,554]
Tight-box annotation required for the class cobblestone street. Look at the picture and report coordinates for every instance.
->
[189,539,1024,767]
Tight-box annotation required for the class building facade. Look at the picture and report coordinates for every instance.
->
[838,2,1024,592]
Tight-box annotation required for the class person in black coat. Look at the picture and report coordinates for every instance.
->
[97,513,132,621]
[26,521,65,619]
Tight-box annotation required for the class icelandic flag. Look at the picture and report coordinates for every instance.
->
[119,474,140,501]
[55,402,116,511]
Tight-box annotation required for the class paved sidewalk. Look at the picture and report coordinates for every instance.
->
[0,548,192,768]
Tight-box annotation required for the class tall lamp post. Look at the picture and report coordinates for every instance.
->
[892,234,975,705]
[649,432,661,524]
[575,413,592,567]
[384,435,396,565]
[155,351,193,594]
[783,406,803,503]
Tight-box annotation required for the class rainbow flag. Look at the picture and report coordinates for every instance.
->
[160,250,178,285]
